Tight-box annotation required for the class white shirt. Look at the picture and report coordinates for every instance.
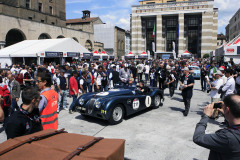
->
[137,64,144,73]
[210,78,223,98]
[94,72,102,86]
[20,69,27,76]
[209,68,214,78]
[236,76,240,85]
[222,75,227,84]
[222,76,235,96]
[144,65,150,74]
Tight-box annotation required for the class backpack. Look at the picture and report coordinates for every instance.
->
[0,85,11,107]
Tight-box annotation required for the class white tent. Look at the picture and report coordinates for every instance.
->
[0,38,91,67]
[100,50,109,60]
[125,52,135,59]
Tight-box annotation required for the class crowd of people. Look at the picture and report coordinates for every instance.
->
[0,58,240,159]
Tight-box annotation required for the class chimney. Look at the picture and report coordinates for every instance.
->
[82,10,91,19]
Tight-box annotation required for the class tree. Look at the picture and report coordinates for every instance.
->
[203,54,209,58]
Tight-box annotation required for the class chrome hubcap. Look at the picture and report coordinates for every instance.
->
[154,95,161,106]
[113,107,123,122]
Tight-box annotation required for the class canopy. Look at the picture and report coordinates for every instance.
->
[125,52,135,59]
[0,38,91,58]
[138,51,148,59]
[101,50,109,60]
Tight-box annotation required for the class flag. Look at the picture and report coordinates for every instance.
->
[152,24,155,38]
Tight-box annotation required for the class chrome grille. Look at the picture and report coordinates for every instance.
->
[88,99,96,114]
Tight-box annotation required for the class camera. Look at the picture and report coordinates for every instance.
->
[214,103,222,109]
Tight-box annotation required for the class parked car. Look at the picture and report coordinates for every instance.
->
[75,87,164,124]
[189,66,200,79]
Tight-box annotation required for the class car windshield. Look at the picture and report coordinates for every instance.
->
[189,67,199,70]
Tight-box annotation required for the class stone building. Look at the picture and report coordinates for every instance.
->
[226,8,240,41]
[94,24,125,59]
[131,0,218,58]
[0,0,94,51]
[66,10,104,33]
[217,33,226,46]
[125,31,131,55]
[66,10,104,52]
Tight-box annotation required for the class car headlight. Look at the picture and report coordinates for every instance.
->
[95,101,101,109]
[79,98,84,105]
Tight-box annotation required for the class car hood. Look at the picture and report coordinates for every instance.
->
[94,89,133,98]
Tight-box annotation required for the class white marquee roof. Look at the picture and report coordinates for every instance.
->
[0,38,90,57]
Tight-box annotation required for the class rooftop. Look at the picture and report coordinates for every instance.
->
[66,17,99,24]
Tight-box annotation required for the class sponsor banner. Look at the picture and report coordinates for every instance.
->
[162,54,171,59]
[225,46,237,55]
[82,53,92,59]
[238,46,240,55]
[138,55,148,59]
[109,56,115,60]
[125,56,135,59]
[45,52,62,57]
[102,56,109,60]
[92,55,101,60]
[67,52,80,57]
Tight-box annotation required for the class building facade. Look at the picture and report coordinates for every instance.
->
[0,0,94,50]
[227,9,240,41]
[125,31,131,55]
[217,33,226,46]
[94,24,125,58]
[131,0,218,58]
[66,10,104,33]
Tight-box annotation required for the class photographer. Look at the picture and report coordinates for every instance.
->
[193,94,240,160]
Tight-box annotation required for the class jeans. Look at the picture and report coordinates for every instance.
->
[138,73,143,82]
[145,74,149,82]
[87,83,92,92]
[201,77,206,91]
[58,90,67,111]
[150,79,155,87]
[102,85,108,91]
[11,98,19,114]
[169,86,175,97]
[69,95,77,111]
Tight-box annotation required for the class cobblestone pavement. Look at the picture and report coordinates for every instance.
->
[0,80,224,160]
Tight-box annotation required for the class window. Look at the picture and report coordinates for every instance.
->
[26,0,30,9]
[49,6,53,15]
[38,3,43,12]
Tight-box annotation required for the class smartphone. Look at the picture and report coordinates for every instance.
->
[214,103,222,109]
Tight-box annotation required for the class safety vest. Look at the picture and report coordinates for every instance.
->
[40,89,59,130]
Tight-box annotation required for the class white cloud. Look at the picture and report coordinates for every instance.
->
[214,0,239,33]
[66,0,92,4]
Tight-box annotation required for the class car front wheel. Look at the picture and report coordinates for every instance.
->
[153,95,161,108]
[108,105,124,125]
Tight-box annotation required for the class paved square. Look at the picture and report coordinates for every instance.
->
[0,80,223,160]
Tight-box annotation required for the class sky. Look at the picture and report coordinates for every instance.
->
[66,0,240,34]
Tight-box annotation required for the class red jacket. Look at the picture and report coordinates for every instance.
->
[69,76,78,95]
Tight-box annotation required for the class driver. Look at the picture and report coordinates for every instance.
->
[138,80,149,93]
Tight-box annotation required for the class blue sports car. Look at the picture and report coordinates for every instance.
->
[75,87,164,124]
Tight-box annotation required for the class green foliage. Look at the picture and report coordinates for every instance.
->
[203,54,209,58]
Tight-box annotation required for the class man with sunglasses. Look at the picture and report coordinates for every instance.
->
[193,94,240,160]
[37,72,58,130]
[23,67,33,87]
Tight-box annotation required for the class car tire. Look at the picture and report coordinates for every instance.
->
[153,95,161,109]
[108,105,124,125]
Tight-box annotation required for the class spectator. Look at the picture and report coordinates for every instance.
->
[193,95,240,160]
[210,70,223,103]
[180,67,195,117]
[56,70,68,113]
[8,74,20,114]
[4,87,42,139]
[221,69,235,99]
[37,72,58,130]
[69,71,79,114]
[94,66,103,92]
